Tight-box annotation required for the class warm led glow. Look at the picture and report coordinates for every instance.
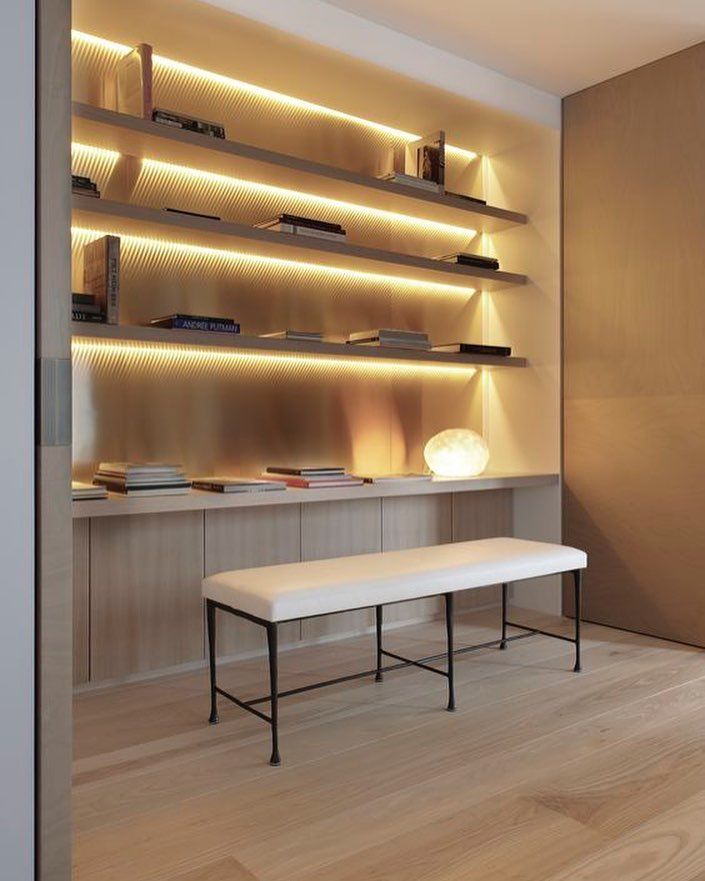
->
[71,337,478,380]
[423,428,489,477]
[71,226,477,298]
[72,142,120,179]
[71,30,479,161]
[139,156,477,239]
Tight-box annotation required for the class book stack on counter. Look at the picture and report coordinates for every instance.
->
[256,214,346,242]
[263,466,363,489]
[72,174,100,198]
[92,463,191,496]
[377,171,441,193]
[150,314,241,334]
[434,252,500,271]
[152,108,225,139]
[261,330,323,342]
[347,329,431,351]
[72,481,108,501]
[72,293,106,324]
[192,477,286,494]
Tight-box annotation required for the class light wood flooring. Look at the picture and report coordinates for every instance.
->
[73,609,705,881]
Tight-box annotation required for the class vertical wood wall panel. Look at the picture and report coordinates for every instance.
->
[205,505,301,656]
[301,499,382,640]
[72,520,90,686]
[90,512,204,680]
[381,495,452,623]
[563,42,705,645]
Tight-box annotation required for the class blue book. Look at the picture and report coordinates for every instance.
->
[150,314,241,334]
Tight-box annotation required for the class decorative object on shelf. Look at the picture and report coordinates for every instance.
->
[93,462,191,496]
[434,252,499,271]
[150,314,241,334]
[71,481,108,501]
[393,130,446,190]
[116,43,153,119]
[152,107,225,139]
[83,235,120,325]
[361,474,432,484]
[432,342,511,357]
[192,477,286,494]
[71,173,100,198]
[347,329,430,350]
[256,213,346,242]
[72,292,105,324]
[261,330,323,342]
[423,428,490,478]
[163,207,222,221]
[264,466,363,488]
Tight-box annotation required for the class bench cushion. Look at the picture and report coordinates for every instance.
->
[202,537,586,623]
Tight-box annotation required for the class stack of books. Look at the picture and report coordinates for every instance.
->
[72,293,105,324]
[432,342,512,357]
[152,108,225,139]
[192,477,286,494]
[92,463,191,496]
[347,329,431,350]
[261,330,323,342]
[263,466,363,489]
[378,171,441,193]
[72,481,108,501]
[72,174,100,198]
[256,214,346,242]
[150,314,241,334]
[434,252,500,271]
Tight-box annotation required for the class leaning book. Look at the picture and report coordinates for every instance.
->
[83,235,120,325]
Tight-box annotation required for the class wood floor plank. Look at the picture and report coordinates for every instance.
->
[71,612,705,881]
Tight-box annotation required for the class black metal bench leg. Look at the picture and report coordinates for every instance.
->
[445,593,456,711]
[375,604,384,682]
[267,622,281,766]
[207,600,219,724]
[500,582,508,650]
[573,570,582,673]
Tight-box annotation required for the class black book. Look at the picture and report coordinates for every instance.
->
[435,253,500,270]
[152,108,225,139]
[164,207,221,221]
[72,309,106,323]
[150,314,240,333]
[72,292,96,306]
[271,214,344,234]
[266,466,346,476]
[432,342,512,357]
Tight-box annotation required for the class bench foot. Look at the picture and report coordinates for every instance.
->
[375,672,384,683]
[375,605,384,682]
[269,751,281,767]
[573,663,582,674]
[499,640,508,651]
[208,711,219,725]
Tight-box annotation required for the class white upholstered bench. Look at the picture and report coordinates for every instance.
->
[203,537,587,765]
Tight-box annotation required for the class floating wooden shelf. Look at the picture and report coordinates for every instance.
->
[72,102,528,233]
[72,472,558,519]
[72,195,527,291]
[71,322,528,368]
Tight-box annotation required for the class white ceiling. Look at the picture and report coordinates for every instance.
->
[323,0,705,95]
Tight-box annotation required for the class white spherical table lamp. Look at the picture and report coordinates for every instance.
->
[423,428,490,478]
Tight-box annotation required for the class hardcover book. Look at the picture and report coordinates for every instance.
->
[435,252,500,270]
[83,235,120,325]
[116,43,153,119]
[150,314,241,333]
[152,108,226,139]
[432,343,512,357]
[192,478,286,493]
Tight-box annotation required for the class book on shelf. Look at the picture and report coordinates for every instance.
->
[192,477,286,494]
[150,314,241,334]
[83,235,120,325]
[256,214,346,242]
[116,43,153,119]
[72,174,100,198]
[72,481,108,501]
[152,108,226,139]
[347,329,430,350]
[93,461,191,496]
[445,191,487,206]
[72,292,97,306]
[163,207,222,221]
[72,294,104,322]
[261,330,323,342]
[265,466,346,477]
[377,171,441,193]
[72,309,106,323]
[262,474,364,489]
[361,474,432,484]
[434,252,500,271]
[432,343,512,357]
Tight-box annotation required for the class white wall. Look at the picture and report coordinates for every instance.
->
[0,0,35,877]
[205,0,561,128]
